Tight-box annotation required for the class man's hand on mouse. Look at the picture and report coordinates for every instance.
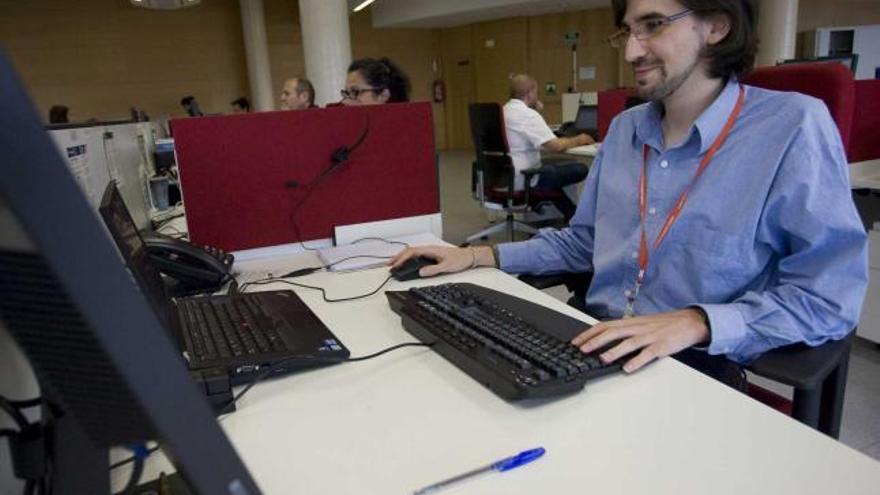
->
[390,246,496,278]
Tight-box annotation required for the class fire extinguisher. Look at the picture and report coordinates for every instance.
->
[432,79,445,103]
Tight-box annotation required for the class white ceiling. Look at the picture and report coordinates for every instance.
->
[349,0,612,29]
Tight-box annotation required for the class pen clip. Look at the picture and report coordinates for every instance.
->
[493,447,546,472]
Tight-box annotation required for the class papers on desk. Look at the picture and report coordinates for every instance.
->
[566,142,601,157]
[318,232,441,272]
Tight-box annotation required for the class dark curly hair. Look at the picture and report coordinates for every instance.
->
[611,0,758,80]
[347,57,411,103]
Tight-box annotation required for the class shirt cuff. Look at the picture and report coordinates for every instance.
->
[697,303,748,356]
[496,241,536,273]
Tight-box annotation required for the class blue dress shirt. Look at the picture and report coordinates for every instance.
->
[498,79,868,363]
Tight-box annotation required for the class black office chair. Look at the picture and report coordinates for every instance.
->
[466,103,564,243]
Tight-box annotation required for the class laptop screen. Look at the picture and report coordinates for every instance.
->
[575,105,598,131]
[99,182,174,330]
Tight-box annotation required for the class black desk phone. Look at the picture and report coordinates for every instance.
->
[142,233,234,291]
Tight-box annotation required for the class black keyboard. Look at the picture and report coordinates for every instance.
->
[178,295,289,361]
[387,283,624,400]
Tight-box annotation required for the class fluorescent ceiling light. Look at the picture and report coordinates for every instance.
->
[353,0,376,12]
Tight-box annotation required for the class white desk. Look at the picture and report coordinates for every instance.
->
[118,250,880,494]
[563,142,600,157]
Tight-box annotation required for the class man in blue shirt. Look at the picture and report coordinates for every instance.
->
[391,0,867,387]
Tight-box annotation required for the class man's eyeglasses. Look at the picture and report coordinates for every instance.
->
[606,9,694,48]
[340,87,385,100]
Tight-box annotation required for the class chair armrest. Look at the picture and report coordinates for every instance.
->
[745,332,853,390]
[520,166,543,178]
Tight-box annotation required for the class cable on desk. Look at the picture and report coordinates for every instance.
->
[221,342,434,415]
[108,444,161,471]
[238,274,395,303]
[7,397,41,410]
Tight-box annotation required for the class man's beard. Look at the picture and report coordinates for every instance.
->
[635,56,701,101]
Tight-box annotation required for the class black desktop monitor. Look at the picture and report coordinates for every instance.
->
[0,50,261,494]
[779,54,860,74]
[574,104,598,132]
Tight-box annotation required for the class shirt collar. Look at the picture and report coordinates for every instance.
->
[633,78,741,155]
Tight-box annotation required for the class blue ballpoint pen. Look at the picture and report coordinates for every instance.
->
[412,447,546,495]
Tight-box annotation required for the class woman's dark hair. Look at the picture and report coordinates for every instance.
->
[611,0,758,80]
[347,57,411,103]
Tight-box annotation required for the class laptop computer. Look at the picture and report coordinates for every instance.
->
[556,104,598,139]
[98,182,350,384]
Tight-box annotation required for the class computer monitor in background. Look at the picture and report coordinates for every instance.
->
[779,54,860,74]
[0,51,260,494]
[574,105,598,134]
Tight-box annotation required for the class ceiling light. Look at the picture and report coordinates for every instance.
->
[353,0,376,12]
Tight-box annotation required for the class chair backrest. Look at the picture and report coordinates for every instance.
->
[468,103,516,196]
[849,79,880,162]
[597,88,635,141]
[742,63,855,150]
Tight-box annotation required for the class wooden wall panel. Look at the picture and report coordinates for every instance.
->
[440,25,475,150]
[349,11,445,148]
[473,18,529,104]
[0,0,248,121]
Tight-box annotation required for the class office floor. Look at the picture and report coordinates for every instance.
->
[436,150,880,461]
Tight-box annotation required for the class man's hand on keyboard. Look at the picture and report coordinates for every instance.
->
[389,246,496,278]
[570,309,710,373]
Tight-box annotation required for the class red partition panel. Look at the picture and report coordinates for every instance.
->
[849,79,880,162]
[171,103,438,251]
[597,88,635,141]
[743,63,855,150]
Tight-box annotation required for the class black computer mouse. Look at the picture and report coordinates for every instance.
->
[390,256,438,281]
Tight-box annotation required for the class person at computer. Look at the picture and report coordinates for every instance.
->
[231,97,251,113]
[505,74,596,221]
[390,0,868,390]
[341,57,411,105]
[279,77,317,110]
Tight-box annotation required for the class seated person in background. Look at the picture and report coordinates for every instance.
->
[180,96,204,117]
[48,105,69,124]
[342,57,411,106]
[280,77,317,110]
[231,97,251,113]
[390,0,868,390]
[505,74,595,221]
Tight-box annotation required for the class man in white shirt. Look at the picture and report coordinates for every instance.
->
[503,74,595,220]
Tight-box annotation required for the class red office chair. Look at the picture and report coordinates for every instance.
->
[740,62,858,438]
[466,103,564,243]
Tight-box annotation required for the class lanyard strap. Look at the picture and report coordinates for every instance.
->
[636,84,746,286]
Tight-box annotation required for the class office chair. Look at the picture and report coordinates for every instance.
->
[466,102,564,243]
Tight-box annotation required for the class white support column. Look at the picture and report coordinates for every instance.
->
[240,0,274,111]
[298,0,352,106]
[757,0,799,67]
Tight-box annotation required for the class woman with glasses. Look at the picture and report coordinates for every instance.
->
[341,57,411,106]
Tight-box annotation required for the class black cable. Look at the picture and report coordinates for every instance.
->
[0,428,17,438]
[108,445,161,471]
[239,274,394,303]
[280,237,410,278]
[7,397,41,410]
[222,341,433,414]
[287,118,371,251]
[120,455,145,494]
[0,396,30,430]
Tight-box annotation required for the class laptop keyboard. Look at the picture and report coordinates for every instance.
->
[179,295,288,360]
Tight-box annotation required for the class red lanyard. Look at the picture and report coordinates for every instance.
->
[626,84,745,316]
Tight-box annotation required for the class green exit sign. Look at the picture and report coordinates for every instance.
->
[564,30,580,46]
